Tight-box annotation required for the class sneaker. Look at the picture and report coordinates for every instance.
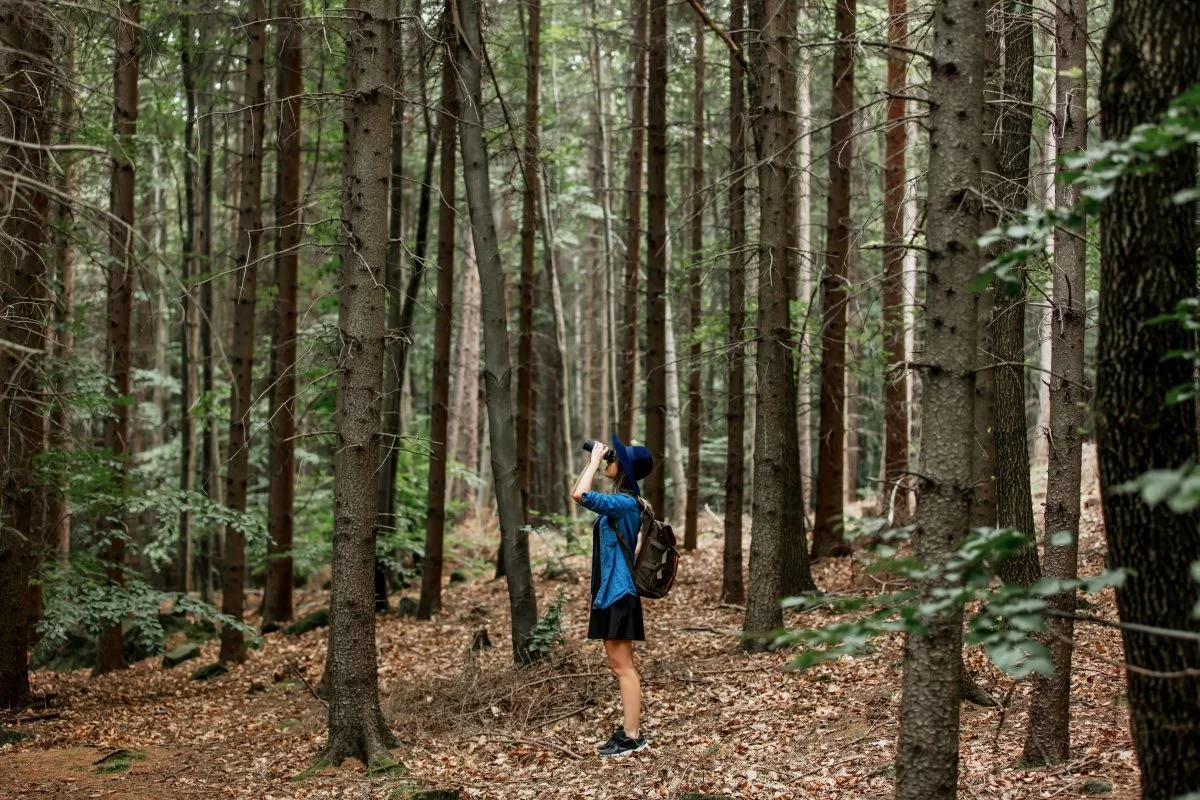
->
[599,732,649,758]
[595,726,625,751]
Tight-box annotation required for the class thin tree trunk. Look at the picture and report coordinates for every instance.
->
[812,0,855,559]
[882,0,909,524]
[0,0,54,707]
[418,29,458,621]
[743,0,814,647]
[220,0,267,664]
[1096,2,1200,795]
[94,0,141,678]
[455,0,539,662]
[644,0,668,513]
[664,286,686,520]
[893,0,986,795]
[324,0,397,768]
[198,53,219,603]
[50,24,77,565]
[262,0,303,627]
[722,0,747,605]
[992,0,1041,588]
[619,0,648,443]
[796,47,814,510]
[684,16,704,550]
[1023,0,1087,765]
[451,235,481,506]
[537,178,574,514]
[516,0,540,520]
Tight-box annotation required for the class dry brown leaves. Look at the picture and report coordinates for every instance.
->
[1,464,1139,799]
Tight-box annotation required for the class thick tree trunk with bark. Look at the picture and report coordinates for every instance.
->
[683,17,704,551]
[1096,2,1200,796]
[94,0,141,678]
[324,0,397,768]
[263,0,303,627]
[418,33,457,621]
[882,0,909,524]
[221,0,266,664]
[517,0,540,520]
[455,0,539,662]
[893,0,986,795]
[643,0,668,514]
[743,0,814,647]
[721,0,746,605]
[1023,0,1087,765]
[992,1,1041,588]
[812,0,855,559]
[0,0,54,707]
[619,0,648,443]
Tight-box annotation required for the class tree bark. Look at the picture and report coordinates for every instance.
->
[178,15,200,595]
[664,284,686,519]
[644,0,668,514]
[263,0,303,627]
[197,42,219,603]
[324,0,397,768]
[619,0,648,444]
[94,0,141,678]
[743,0,814,648]
[0,0,54,707]
[893,0,986,795]
[1096,2,1200,796]
[220,0,267,664]
[455,0,539,663]
[1023,0,1087,765]
[796,47,814,510]
[992,0,1041,588]
[418,28,457,621]
[451,235,481,506]
[516,0,540,520]
[811,0,855,559]
[683,16,704,550]
[882,0,909,524]
[722,0,746,605]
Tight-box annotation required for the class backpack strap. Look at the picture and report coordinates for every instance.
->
[615,526,636,577]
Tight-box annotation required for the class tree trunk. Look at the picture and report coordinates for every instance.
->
[451,235,481,506]
[324,0,397,768]
[0,0,54,707]
[220,0,266,664]
[418,29,458,621]
[797,46,814,510]
[178,16,200,595]
[50,23,77,565]
[1023,0,1087,765]
[644,0,668,514]
[882,0,909,524]
[619,0,648,443]
[537,178,574,514]
[893,0,986,795]
[683,16,704,550]
[992,0,1041,588]
[455,0,539,662]
[516,0,540,521]
[743,0,814,647]
[722,0,746,605]
[94,0,141,678]
[811,0,855,559]
[1096,2,1200,796]
[664,286,686,520]
[197,43,219,603]
[263,0,303,627]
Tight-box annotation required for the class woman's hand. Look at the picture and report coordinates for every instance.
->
[573,442,609,504]
[589,442,609,466]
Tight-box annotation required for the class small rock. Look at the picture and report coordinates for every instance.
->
[247,681,267,695]
[191,662,228,681]
[161,643,201,669]
[1082,780,1113,795]
[449,569,468,585]
[470,628,493,651]
[397,597,419,617]
[261,620,281,635]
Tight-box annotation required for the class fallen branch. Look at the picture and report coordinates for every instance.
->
[486,736,583,761]
[287,661,328,706]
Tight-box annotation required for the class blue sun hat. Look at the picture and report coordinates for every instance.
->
[609,434,654,496]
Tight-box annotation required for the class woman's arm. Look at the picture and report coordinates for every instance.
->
[570,442,609,504]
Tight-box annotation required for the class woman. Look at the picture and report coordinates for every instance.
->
[570,434,654,758]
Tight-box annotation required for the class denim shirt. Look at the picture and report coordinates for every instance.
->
[582,490,641,609]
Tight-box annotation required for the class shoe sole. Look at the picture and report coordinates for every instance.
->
[599,741,649,759]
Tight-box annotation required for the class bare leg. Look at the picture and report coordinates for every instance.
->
[603,639,641,738]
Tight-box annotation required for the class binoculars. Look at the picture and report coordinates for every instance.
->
[582,439,616,463]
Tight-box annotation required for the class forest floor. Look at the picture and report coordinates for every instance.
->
[2,450,1139,799]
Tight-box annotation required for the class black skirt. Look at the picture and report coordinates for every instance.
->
[587,593,645,641]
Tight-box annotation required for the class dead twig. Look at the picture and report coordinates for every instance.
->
[485,736,583,761]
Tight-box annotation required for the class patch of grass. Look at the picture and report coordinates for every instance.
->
[0,727,32,746]
[367,753,407,777]
[388,789,460,800]
[292,755,333,781]
[276,717,300,732]
[92,749,145,774]
[1082,779,1113,795]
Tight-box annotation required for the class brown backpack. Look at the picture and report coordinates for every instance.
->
[615,497,679,600]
